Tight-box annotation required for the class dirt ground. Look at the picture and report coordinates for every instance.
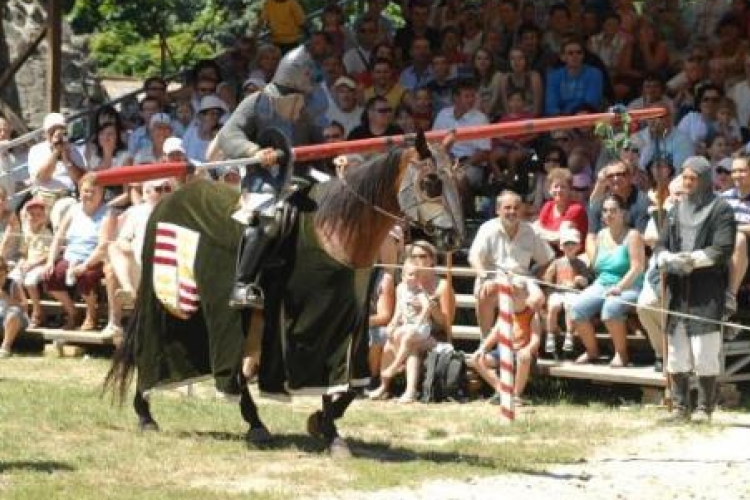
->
[319,411,750,500]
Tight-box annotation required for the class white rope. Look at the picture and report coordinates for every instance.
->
[375,262,750,333]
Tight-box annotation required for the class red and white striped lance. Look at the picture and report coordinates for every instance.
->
[92,107,666,187]
[493,274,516,422]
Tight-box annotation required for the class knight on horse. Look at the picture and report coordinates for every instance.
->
[214,45,322,309]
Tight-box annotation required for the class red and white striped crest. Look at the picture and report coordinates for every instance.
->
[153,222,201,319]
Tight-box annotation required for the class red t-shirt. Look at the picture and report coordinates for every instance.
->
[537,200,589,248]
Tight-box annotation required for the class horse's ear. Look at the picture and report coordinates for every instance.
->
[441,130,456,152]
[414,128,431,161]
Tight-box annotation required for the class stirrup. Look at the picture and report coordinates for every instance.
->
[228,284,265,309]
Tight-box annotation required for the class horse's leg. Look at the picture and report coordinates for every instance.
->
[239,373,273,446]
[134,390,159,432]
[308,391,356,457]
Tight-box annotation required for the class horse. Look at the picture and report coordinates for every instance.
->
[104,130,464,456]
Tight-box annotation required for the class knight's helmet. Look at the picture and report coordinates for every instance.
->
[271,46,316,96]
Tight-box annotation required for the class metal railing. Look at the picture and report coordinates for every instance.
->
[0,0,361,156]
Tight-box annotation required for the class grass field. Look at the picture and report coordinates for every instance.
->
[0,354,664,500]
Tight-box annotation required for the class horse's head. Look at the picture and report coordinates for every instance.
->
[398,130,465,251]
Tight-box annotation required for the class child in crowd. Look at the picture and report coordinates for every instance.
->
[542,226,591,356]
[9,197,52,328]
[467,275,541,405]
[0,256,29,357]
[379,258,432,383]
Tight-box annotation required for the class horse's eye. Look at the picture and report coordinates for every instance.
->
[420,173,443,198]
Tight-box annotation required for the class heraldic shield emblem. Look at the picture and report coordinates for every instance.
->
[153,222,201,319]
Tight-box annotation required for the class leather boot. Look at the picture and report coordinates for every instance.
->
[693,376,717,423]
[662,372,691,424]
[229,222,271,309]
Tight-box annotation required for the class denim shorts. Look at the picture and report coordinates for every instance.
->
[369,326,388,346]
[570,281,641,322]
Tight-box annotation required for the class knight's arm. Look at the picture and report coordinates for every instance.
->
[215,94,260,160]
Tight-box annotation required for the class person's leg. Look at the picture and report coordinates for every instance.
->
[103,262,122,330]
[368,338,397,399]
[46,259,78,328]
[230,216,273,309]
[545,293,563,353]
[109,241,137,298]
[476,282,498,336]
[692,331,722,422]
[636,283,664,361]
[664,322,692,422]
[367,327,386,388]
[0,310,23,354]
[515,334,539,398]
[382,328,415,379]
[570,283,606,363]
[77,264,104,330]
[729,232,748,311]
[601,289,640,367]
[400,353,422,402]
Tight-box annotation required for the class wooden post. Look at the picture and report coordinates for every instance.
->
[46,0,62,112]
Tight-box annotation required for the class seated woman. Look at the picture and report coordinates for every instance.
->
[533,167,588,252]
[367,226,400,390]
[570,193,645,367]
[369,240,455,402]
[43,174,109,330]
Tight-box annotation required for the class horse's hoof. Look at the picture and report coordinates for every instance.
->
[306,410,323,439]
[246,426,273,447]
[138,421,160,432]
[328,437,352,459]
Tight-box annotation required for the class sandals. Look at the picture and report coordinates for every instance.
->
[397,393,417,404]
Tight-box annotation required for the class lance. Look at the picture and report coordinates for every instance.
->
[93,107,666,186]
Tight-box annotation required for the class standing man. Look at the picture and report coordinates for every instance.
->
[214,45,322,308]
[469,190,554,337]
[657,156,736,423]
[432,78,491,216]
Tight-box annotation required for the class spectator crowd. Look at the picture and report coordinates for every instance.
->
[0,0,748,416]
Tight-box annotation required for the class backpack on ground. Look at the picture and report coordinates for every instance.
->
[421,346,467,403]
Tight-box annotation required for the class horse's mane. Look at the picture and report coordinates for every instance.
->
[315,148,406,246]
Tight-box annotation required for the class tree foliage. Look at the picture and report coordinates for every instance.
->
[67,0,262,77]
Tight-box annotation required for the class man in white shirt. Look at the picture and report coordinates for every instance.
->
[325,77,364,135]
[432,79,491,212]
[27,112,85,194]
[343,16,378,79]
[469,190,554,336]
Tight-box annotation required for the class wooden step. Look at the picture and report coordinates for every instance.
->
[536,358,667,387]
[27,327,117,345]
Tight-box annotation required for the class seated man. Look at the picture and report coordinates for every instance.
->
[720,151,750,315]
[469,190,554,337]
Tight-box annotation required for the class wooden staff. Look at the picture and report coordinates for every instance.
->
[656,186,673,411]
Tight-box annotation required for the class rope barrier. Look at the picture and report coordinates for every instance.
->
[375,262,750,333]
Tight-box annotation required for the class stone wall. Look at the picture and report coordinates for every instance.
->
[1,0,103,131]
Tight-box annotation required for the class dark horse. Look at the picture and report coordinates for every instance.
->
[104,132,464,456]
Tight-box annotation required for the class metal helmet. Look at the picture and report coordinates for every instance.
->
[271,46,315,95]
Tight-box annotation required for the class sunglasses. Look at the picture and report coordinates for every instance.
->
[375,107,393,114]
[198,87,215,93]
[147,86,166,92]
[154,185,172,193]
[624,147,640,154]
[606,171,628,179]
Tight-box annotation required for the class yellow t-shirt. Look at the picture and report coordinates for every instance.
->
[262,0,306,45]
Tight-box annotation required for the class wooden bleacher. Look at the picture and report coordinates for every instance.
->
[442,266,750,405]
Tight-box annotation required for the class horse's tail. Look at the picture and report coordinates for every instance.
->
[102,304,140,405]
